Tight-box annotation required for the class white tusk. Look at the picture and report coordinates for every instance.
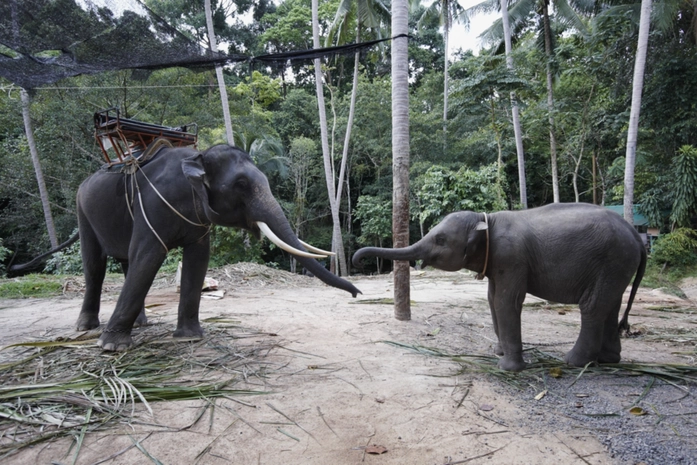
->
[257,222,328,259]
[299,239,336,256]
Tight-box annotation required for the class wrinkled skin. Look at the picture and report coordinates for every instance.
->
[75,144,359,351]
[353,203,646,371]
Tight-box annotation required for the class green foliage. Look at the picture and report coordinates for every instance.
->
[0,239,10,277]
[651,228,697,267]
[209,227,264,268]
[0,275,64,298]
[669,146,697,229]
[354,195,392,246]
[415,164,507,228]
[234,71,282,109]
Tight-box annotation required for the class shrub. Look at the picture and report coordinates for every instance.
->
[650,228,697,267]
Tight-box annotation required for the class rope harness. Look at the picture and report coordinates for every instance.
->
[123,140,211,253]
[475,212,489,280]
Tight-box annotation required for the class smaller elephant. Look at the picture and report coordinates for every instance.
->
[353,203,647,371]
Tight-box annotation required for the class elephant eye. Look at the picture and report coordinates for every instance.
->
[435,234,446,246]
[234,178,249,190]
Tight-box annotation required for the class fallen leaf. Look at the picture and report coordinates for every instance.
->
[479,404,494,411]
[549,367,563,378]
[534,390,548,401]
[629,407,647,416]
[575,393,589,398]
[365,445,388,455]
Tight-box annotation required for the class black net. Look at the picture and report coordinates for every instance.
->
[0,0,236,89]
[0,0,406,90]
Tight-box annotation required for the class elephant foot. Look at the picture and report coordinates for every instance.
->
[493,342,504,356]
[98,330,133,351]
[76,313,100,331]
[597,351,621,364]
[134,309,148,328]
[173,324,204,339]
[563,349,598,367]
[497,354,526,372]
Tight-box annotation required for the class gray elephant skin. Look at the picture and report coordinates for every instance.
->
[19,144,360,351]
[353,203,646,371]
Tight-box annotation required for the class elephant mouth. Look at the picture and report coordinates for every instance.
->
[256,222,334,259]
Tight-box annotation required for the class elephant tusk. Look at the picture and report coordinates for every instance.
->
[299,239,336,256]
[257,222,328,259]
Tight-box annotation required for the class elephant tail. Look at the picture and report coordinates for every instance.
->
[618,245,648,335]
[9,233,80,274]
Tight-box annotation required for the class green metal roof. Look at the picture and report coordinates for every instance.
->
[605,205,649,227]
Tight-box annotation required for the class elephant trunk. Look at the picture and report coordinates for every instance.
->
[252,195,361,297]
[352,244,423,268]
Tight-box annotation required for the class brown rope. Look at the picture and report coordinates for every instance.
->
[475,212,489,280]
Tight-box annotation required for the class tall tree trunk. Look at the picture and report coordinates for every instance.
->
[392,0,411,321]
[501,0,527,209]
[333,30,363,278]
[542,3,560,203]
[21,89,58,248]
[205,0,234,145]
[312,0,348,276]
[443,16,449,155]
[624,0,652,223]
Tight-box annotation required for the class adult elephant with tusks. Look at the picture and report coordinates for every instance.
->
[13,144,360,351]
[353,203,646,371]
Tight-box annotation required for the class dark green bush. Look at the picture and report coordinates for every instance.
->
[650,228,697,266]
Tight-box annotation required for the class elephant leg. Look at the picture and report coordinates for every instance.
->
[76,226,106,331]
[173,237,210,338]
[565,291,622,367]
[598,304,622,364]
[491,277,527,372]
[487,280,503,356]
[120,261,147,328]
[98,246,167,351]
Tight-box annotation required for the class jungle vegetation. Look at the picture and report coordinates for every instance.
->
[1,0,697,278]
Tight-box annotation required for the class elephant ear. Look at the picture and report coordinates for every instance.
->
[463,224,488,273]
[182,154,221,223]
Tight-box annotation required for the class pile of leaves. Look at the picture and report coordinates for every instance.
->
[0,320,281,459]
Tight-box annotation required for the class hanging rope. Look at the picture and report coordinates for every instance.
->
[122,142,211,253]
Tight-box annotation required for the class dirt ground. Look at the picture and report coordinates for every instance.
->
[1,265,696,465]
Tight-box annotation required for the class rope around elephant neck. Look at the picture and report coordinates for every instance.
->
[475,212,489,280]
[123,162,211,253]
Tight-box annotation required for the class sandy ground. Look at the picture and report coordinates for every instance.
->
[1,266,696,465]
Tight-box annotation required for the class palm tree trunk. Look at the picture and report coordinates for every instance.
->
[443,17,449,155]
[312,0,347,276]
[501,0,527,208]
[624,0,652,223]
[392,0,411,321]
[21,89,58,248]
[542,2,560,203]
[204,0,234,145]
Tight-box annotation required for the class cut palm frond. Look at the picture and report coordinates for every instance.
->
[381,341,697,389]
[0,323,280,458]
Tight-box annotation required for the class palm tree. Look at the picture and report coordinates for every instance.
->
[327,0,391,275]
[623,0,653,223]
[392,0,411,321]
[20,89,58,248]
[500,0,527,208]
[477,0,593,203]
[411,0,468,151]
